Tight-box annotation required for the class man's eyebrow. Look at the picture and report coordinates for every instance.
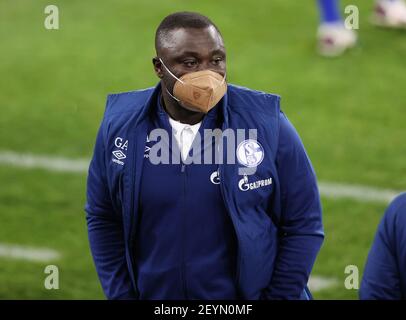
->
[174,49,226,58]
[175,50,201,58]
[211,49,226,56]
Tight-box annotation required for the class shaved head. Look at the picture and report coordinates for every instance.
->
[155,12,222,54]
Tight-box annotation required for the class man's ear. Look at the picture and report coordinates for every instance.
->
[152,57,163,78]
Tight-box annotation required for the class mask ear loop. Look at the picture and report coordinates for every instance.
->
[220,73,226,85]
[159,58,183,102]
[165,86,180,102]
[159,58,185,84]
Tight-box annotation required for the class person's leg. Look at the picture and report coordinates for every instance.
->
[316,0,357,57]
[318,0,342,23]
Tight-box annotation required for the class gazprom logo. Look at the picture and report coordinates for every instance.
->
[238,175,273,192]
[210,170,220,185]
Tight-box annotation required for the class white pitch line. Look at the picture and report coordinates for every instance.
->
[0,150,89,173]
[318,181,400,204]
[0,150,403,203]
[308,276,339,292]
[0,243,60,262]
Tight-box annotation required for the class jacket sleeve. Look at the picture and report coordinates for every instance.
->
[360,196,403,300]
[85,120,138,300]
[262,112,324,299]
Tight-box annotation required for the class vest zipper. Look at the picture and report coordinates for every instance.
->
[127,135,139,296]
[180,163,189,299]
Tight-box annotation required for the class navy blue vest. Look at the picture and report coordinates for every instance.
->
[134,94,238,299]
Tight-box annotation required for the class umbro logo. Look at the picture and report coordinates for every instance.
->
[112,136,128,166]
[112,150,126,166]
[112,150,126,160]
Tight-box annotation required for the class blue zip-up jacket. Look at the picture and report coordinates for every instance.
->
[85,82,324,300]
[360,193,406,299]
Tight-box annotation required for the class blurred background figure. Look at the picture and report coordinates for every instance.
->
[360,193,406,299]
[317,0,406,56]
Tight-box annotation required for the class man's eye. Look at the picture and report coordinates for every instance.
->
[212,57,223,65]
[183,60,197,67]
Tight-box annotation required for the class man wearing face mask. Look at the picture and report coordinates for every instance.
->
[85,12,324,300]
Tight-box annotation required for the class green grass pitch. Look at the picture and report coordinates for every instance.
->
[0,0,405,299]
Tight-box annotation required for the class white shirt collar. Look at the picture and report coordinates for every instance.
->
[168,117,202,161]
[168,117,202,136]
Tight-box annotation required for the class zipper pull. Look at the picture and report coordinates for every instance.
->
[181,164,186,173]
